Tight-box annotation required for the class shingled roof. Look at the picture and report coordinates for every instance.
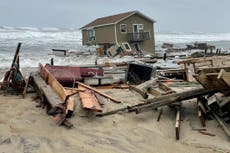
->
[80,11,154,30]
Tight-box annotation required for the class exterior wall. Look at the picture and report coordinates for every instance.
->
[116,14,155,54]
[95,25,115,45]
[82,25,116,46]
[82,30,88,46]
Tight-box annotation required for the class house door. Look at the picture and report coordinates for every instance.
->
[133,24,141,40]
[133,24,140,33]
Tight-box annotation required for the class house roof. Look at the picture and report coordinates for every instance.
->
[80,11,155,30]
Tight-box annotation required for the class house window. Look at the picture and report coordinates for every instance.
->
[87,29,95,41]
[120,24,127,33]
[144,31,150,40]
[139,24,144,30]
[121,42,132,51]
[133,24,144,33]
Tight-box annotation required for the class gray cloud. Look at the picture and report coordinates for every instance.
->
[0,0,229,32]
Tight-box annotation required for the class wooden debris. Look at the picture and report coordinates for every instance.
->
[129,85,148,99]
[78,85,102,112]
[2,43,25,94]
[194,67,230,91]
[22,73,32,98]
[97,87,217,116]
[198,107,206,127]
[157,108,163,122]
[77,81,121,103]
[198,130,216,137]
[212,111,230,139]
[175,105,181,140]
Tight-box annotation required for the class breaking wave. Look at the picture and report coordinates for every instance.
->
[0,26,230,68]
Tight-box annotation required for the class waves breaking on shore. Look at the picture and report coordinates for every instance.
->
[0,26,230,68]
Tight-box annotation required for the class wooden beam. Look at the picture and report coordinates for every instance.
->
[97,87,217,117]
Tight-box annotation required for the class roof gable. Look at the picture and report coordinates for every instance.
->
[80,11,154,30]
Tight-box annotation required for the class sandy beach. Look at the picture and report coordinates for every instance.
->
[0,90,230,153]
[0,55,229,153]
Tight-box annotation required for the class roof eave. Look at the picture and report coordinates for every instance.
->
[80,22,115,30]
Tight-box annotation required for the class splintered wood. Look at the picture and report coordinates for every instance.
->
[78,85,102,112]
[194,67,230,91]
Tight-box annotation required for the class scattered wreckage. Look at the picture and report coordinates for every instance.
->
[0,43,229,141]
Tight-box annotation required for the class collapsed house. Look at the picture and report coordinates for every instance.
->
[80,11,155,56]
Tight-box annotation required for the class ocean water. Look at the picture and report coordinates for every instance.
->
[0,26,230,68]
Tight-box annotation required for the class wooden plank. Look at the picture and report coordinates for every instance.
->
[39,63,67,102]
[147,88,162,97]
[129,85,148,99]
[31,72,48,98]
[218,69,230,86]
[32,72,64,109]
[66,96,75,117]
[41,85,64,109]
[78,86,102,112]
[94,93,106,105]
[77,81,121,103]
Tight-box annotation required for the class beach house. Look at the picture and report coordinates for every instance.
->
[80,11,156,55]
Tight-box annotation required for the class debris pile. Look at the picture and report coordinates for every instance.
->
[0,43,229,142]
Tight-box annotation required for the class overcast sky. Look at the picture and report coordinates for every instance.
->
[0,0,229,33]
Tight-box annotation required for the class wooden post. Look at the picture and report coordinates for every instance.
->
[11,42,21,68]
[175,105,181,140]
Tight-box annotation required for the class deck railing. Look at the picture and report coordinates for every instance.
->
[127,32,150,42]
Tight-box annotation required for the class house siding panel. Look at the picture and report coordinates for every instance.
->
[95,25,115,44]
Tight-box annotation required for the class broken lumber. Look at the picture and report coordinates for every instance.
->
[218,69,230,86]
[39,63,67,102]
[157,108,163,122]
[97,87,217,117]
[77,81,121,103]
[78,85,102,112]
[129,85,148,99]
[31,72,70,127]
[175,105,181,140]
[31,72,64,111]
[134,87,217,114]
[212,111,230,139]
